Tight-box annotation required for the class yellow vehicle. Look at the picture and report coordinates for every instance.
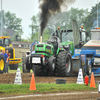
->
[0,36,21,73]
[0,55,5,74]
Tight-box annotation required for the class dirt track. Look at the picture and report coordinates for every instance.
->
[0,73,100,84]
[0,73,76,84]
[0,91,100,100]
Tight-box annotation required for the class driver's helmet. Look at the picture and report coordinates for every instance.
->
[49,37,57,42]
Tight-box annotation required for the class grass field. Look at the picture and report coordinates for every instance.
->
[0,83,98,96]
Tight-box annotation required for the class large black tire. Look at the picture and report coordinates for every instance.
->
[9,64,18,70]
[34,65,47,76]
[48,56,56,75]
[22,53,30,73]
[26,56,31,70]
[0,55,5,74]
[23,63,30,73]
[56,51,72,77]
[86,59,92,76]
[86,65,92,76]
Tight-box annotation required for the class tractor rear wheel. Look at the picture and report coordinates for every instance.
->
[34,65,47,76]
[56,51,72,77]
[0,55,5,74]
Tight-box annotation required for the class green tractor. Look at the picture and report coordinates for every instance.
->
[28,28,74,77]
[24,20,87,77]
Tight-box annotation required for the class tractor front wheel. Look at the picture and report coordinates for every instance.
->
[34,65,47,76]
[22,53,30,73]
[23,63,30,73]
[56,51,72,77]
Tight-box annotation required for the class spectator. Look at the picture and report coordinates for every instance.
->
[31,46,35,54]
[6,50,10,73]
[1,50,8,73]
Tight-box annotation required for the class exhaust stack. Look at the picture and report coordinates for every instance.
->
[40,36,42,43]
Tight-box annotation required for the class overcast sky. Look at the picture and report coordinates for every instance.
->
[1,0,100,39]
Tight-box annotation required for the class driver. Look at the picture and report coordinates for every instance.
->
[50,37,57,42]
[49,37,58,55]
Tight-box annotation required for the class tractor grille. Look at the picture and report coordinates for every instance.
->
[37,45,43,47]
[46,46,51,50]
[36,51,50,55]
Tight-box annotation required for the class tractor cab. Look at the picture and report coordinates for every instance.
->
[0,36,12,53]
[91,28,100,40]
[53,26,87,49]
[0,36,11,47]
[61,30,73,42]
[83,28,100,48]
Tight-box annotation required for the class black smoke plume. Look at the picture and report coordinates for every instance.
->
[39,0,76,36]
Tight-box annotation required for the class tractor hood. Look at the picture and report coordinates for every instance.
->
[35,43,53,57]
[61,41,73,46]
[83,40,100,49]
[36,43,53,48]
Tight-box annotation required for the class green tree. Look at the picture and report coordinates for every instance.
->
[3,31,9,36]
[41,28,50,42]
[66,7,89,28]
[21,39,29,42]
[29,15,39,40]
[84,2,100,32]
[4,11,23,37]
[47,7,89,31]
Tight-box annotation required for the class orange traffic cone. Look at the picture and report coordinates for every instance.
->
[90,72,96,88]
[30,74,36,90]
